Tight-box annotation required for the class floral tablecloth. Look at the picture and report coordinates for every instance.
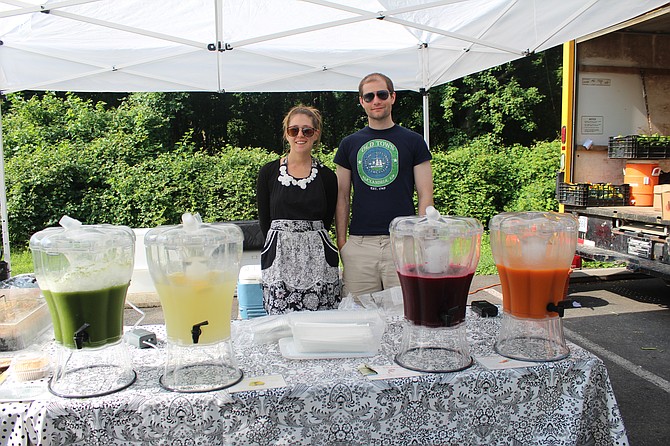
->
[0,312,628,446]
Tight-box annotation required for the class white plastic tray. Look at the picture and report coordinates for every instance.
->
[0,381,49,402]
[278,337,378,360]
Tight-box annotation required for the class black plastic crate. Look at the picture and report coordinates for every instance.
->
[608,135,670,159]
[558,183,630,207]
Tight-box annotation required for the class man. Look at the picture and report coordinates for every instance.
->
[334,72,434,297]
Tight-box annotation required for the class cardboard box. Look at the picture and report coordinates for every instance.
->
[654,185,670,211]
[662,190,670,221]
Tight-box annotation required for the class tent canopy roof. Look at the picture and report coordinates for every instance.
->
[1,0,668,93]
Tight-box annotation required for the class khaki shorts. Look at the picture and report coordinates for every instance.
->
[340,235,400,297]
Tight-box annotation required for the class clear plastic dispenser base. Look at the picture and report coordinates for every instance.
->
[395,320,473,373]
[494,313,569,362]
[160,338,243,393]
[49,340,137,398]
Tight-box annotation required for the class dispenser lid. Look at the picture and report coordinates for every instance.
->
[144,213,244,248]
[29,216,135,253]
[389,206,483,238]
[489,211,579,269]
[489,211,578,234]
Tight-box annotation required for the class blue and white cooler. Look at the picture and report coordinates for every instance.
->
[237,264,267,319]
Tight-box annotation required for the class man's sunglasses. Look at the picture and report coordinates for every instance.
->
[287,126,316,138]
[362,90,391,103]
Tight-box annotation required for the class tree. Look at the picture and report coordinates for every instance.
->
[437,46,562,148]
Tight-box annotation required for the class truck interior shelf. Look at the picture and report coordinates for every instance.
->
[576,243,670,280]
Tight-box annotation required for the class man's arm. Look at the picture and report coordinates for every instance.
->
[335,165,352,250]
[414,160,434,216]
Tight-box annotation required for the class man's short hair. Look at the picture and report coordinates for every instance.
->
[358,73,395,96]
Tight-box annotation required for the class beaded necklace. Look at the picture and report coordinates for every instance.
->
[277,157,318,190]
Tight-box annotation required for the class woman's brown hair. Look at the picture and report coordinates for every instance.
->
[282,104,323,148]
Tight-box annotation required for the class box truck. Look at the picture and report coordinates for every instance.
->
[560,5,670,281]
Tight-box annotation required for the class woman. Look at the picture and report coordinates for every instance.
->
[256,105,342,314]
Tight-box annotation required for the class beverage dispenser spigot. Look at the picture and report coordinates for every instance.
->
[440,306,461,327]
[547,300,575,318]
[390,207,482,373]
[490,211,578,362]
[191,321,209,344]
[145,212,244,393]
[73,323,90,350]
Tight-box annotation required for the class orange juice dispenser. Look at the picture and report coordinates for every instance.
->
[145,213,244,392]
[490,211,578,362]
[390,207,482,373]
[29,216,137,398]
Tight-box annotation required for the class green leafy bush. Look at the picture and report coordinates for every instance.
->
[505,140,560,213]
[432,136,559,227]
[105,146,275,227]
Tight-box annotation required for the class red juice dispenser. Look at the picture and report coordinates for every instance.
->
[490,211,578,362]
[145,213,244,392]
[29,216,137,398]
[390,207,482,373]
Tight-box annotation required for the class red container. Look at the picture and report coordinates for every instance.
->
[571,255,582,269]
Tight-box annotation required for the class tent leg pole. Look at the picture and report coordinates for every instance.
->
[421,88,430,150]
[0,99,11,278]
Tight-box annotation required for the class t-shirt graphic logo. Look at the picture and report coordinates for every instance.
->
[357,139,399,187]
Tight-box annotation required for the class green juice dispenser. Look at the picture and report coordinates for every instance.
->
[29,216,136,398]
[145,213,244,392]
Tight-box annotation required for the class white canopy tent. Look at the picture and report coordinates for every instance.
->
[0,0,668,273]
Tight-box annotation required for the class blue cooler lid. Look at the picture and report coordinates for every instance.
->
[238,264,262,284]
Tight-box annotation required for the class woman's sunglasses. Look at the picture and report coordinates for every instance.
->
[287,126,316,138]
[362,90,391,103]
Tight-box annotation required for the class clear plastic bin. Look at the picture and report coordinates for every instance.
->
[0,287,52,352]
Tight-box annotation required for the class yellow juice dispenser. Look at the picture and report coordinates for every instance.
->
[29,216,137,398]
[145,213,244,392]
[490,211,578,362]
[390,207,482,373]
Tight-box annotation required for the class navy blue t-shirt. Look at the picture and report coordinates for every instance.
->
[334,125,432,236]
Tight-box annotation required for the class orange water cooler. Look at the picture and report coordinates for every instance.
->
[625,162,661,206]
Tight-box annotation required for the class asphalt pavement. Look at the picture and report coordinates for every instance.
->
[125,268,670,445]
